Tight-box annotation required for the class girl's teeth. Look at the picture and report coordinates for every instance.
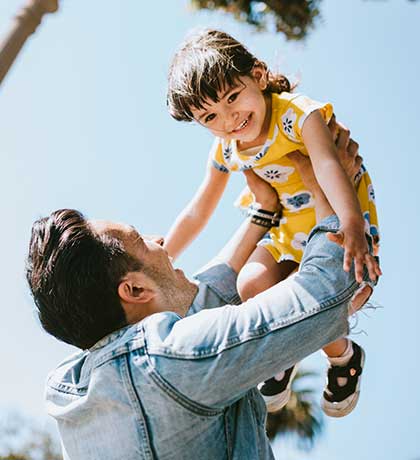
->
[236,119,248,131]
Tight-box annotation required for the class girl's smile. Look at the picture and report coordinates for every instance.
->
[191,72,272,148]
[232,113,252,133]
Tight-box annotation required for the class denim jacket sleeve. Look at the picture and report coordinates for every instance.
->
[187,263,242,316]
[143,215,363,410]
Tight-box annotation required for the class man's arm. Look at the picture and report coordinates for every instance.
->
[145,126,380,410]
[147,213,354,409]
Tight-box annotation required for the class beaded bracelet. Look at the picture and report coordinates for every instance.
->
[247,205,281,228]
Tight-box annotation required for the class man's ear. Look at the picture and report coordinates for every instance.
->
[118,272,156,305]
[251,62,268,90]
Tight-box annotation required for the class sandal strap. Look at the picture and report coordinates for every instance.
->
[323,342,363,403]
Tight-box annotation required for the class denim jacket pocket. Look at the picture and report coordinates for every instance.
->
[143,353,224,417]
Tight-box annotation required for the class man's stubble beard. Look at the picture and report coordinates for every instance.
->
[146,265,198,316]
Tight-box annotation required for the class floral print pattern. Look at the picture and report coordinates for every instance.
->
[209,93,378,266]
[368,183,375,202]
[254,164,295,184]
[279,253,295,262]
[281,108,297,140]
[223,144,233,162]
[281,191,314,212]
[239,156,257,171]
[291,232,308,251]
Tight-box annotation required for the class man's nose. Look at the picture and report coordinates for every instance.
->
[145,235,164,246]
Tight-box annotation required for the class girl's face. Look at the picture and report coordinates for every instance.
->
[191,68,271,146]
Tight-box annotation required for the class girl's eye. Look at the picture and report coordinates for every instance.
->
[228,92,239,103]
[205,113,216,124]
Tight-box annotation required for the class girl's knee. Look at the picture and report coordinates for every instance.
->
[237,270,262,301]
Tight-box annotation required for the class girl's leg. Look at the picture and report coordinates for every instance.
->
[237,245,298,301]
[237,246,299,413]
[321,285,373,417]
[323,338,348,358]
[323,284,373,356]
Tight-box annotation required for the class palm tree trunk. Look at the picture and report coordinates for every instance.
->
[0,0,59,86]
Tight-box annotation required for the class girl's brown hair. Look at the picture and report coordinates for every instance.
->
[167,29,293,122]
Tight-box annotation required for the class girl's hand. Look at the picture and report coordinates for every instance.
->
[327,223,382,282]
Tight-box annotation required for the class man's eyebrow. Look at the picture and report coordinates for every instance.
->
[128,225,141,238]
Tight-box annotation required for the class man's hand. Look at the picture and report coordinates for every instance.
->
[288,148,381,283]
[327,115,381,280]
[328,114,363,180]
[288,116,362,194]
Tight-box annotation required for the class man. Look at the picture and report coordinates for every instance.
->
[27,124,379,459]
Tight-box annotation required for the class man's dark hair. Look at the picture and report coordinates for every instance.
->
[26,209,142,349]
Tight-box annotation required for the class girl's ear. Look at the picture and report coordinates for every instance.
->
[251,62,268,90]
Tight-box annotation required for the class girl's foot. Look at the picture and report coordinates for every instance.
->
[258,365,298,413]
[322,341,365,417]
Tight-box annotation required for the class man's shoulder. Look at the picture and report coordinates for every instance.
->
[46,323,147,391]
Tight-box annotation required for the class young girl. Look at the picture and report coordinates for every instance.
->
[165,29,380,418]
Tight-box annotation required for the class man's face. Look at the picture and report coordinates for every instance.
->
[89,220,198,317]
[191,74,270,145]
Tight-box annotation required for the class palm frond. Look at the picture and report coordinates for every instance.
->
[266,369,324,450]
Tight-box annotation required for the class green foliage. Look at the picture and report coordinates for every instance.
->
[0,412,61,460]
[266,370,324,449]
[190,0,418,40]
[0,371,322,456]
[190,0,322,40]
[0,372,321,455]
[0,455,29,460]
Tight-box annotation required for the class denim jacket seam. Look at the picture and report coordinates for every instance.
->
[142,325,224,417]
[120,354,156,459]
[46,349,136,395]
[147,280,358,360]
[47,379,87,396]
[202,281,241,306]
[224,408,233,460]
[307,222,340,243]
[194,264,241,305]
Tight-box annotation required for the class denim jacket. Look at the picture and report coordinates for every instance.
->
[46,216,363,459]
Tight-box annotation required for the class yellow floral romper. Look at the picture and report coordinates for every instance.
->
[210,92,380,263]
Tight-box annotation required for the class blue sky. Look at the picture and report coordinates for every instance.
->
[0,0,419,458]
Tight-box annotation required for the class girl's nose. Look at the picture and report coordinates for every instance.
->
[225,109,239,131]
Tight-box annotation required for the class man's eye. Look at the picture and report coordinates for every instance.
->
[205,113,216,124]
[228,92,239,103]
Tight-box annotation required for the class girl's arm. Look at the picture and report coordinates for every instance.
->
[301,110,373,283]
[205,169,280,274]
[164,164,230,260]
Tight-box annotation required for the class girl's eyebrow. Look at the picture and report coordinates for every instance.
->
[197,85,241,121]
